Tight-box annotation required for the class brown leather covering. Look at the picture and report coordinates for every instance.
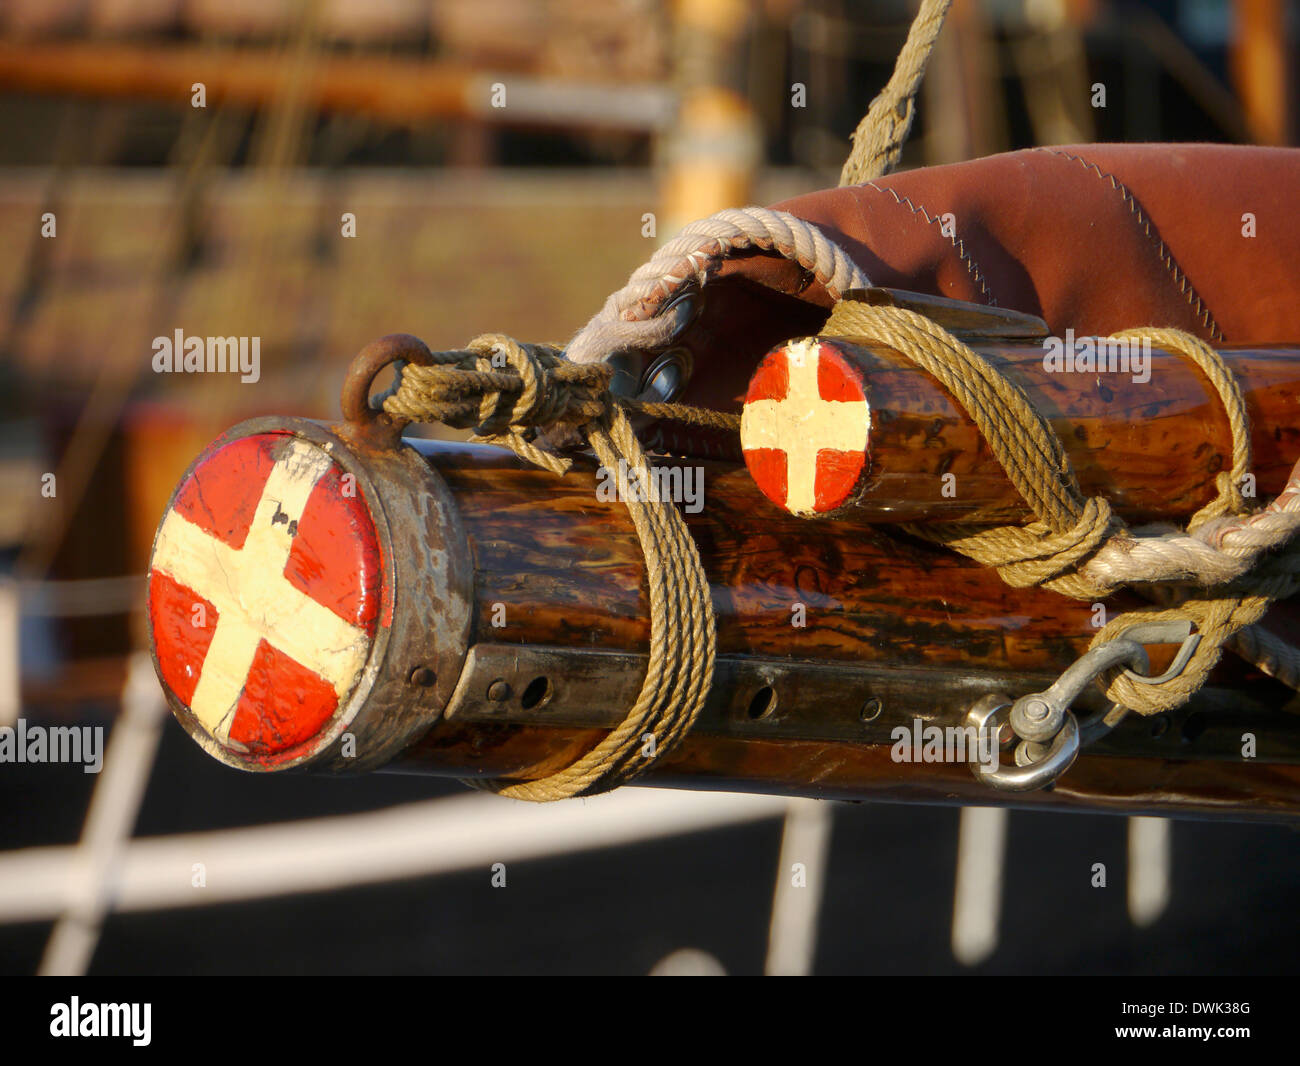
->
[665,144,1300,432]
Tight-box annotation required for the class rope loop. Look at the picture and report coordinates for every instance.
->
[821,291,1300,714]
[377,334,717,802]
[1110,327,1253,529]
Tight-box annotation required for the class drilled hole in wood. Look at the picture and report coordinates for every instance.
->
[521,676,553,710]
[747,686,779,720]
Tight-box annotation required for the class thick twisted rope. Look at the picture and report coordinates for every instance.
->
[823,298,1120,599]
[384,335,717,801]
[384,334,741,445]
[821,296,1300,714]
[840,0,953,185]
[1092,566,1300,713]
[1084,519,1296,590]
[1123,328,1252,529]
[565,0,947,372]
[566,206,871,367]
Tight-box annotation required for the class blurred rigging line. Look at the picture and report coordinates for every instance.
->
[14,54,242,581]
[951,805,1007,966]
[0,98,138,387]
[202,0,325,417]
[0,99,86,374]
[0,789,794,923]
[1132,8,1252,143]
[764,797,833,975]
[38,651,168,976]
[27,25,326,975]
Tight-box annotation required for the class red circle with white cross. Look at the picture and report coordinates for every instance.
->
[147,431,382,767]
[741,339,871,516]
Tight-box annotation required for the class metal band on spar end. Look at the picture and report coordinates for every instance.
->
[146,416,473,773]
[741,338,873,517]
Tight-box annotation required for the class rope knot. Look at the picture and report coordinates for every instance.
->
[461,333,612,437]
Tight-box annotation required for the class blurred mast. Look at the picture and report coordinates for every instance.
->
[660,0,761,238]
[1231,0,1295,145]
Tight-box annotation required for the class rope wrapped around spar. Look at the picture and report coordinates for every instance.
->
[378,333,719,802]
[818,295,1300,717]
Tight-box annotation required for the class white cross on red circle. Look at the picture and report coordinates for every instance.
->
[148,432,381,763]
[741,339,871,516]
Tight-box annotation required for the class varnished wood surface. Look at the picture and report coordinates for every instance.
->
[815,339,1300,523]
[417,440,1140,674]
[396,722,1300,822]
[388,440,1299,814]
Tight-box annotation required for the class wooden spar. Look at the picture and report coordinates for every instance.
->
[144,418,1300,819]
[397,725,1300,823]
[415,440,1120,674]
[739,334,1300,523]
[385,439,1300,818]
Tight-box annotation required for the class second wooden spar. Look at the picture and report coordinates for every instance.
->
[739,331,1300,523]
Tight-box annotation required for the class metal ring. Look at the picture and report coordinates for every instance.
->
[340,333,435,427]
[972,713,1081,792]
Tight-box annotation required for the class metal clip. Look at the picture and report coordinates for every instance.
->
[965,695,1082,792]
[965,619,1199,793]
[1006,638,1149,744]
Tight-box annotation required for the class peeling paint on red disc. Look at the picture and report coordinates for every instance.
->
[147,432,382,765]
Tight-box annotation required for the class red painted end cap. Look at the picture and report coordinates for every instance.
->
[148,432,382,766]
[740,340,872,516]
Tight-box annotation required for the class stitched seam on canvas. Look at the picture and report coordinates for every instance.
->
[1040,148,1224,342]
[864,181,997,306]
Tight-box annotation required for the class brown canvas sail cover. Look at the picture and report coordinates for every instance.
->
[664,144,1300,415]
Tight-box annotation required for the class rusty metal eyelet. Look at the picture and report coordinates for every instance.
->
[340,333,436,434]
